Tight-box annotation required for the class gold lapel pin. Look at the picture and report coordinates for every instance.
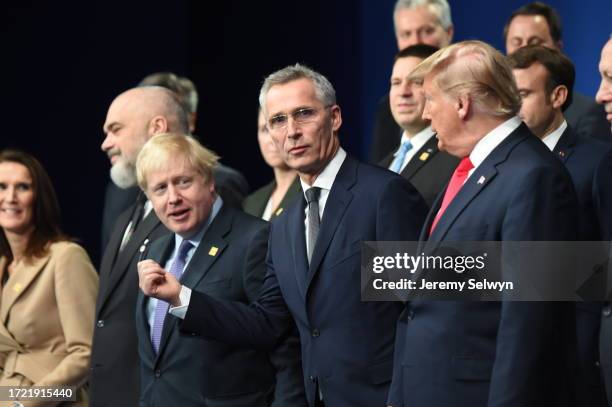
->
[208,246,219,256]
[419,152,430,161]
[275,208,284,216]
[13,283,22,293]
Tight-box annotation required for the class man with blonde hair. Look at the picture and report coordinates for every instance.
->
[135,133,305,406]
[91,86,249,407]
[388,40,580,406]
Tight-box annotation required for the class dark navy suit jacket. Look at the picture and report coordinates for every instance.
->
[179,155,428,406]
[388,123,581,407]
[136,206,306,407]
[379,134,459,208]
[553,126,612,407]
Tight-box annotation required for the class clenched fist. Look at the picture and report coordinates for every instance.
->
[137,259,182,306]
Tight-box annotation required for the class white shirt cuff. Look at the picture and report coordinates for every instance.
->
[168,285,192,319]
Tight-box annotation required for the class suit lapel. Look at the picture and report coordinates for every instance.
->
[98,211,163,312]
[0,254,50,324]
[429,126,528,241]
[156,207,232,358]
[400,136,439,180]
[306,157,356,292]
[552,126,576,164]
[272,176,301,219]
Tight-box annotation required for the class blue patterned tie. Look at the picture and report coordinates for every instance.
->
[389,140,413,173]
[150,239,193,353]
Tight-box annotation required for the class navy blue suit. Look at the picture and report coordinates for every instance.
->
[389,123,581,407]
[553,126,612,407]
[136,206,306,407]
[179,155,428,406]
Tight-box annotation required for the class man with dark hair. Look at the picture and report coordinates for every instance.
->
[370,0,454,163]
[379,44,458,207]
[504,2,610,142]
[510,45,612,407]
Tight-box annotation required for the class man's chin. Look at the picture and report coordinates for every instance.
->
[110,162,138,189]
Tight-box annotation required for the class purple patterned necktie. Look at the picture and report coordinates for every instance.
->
[150,239,193,353]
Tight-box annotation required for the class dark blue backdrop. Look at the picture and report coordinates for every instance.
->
[1,0,609,263]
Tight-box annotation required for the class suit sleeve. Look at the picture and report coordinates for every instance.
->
[239,223,307,407]
[593,149,612,240]
[488,166,579,406]
[34,244,98,401]
[377,176,428,241]
[181,221,293,350]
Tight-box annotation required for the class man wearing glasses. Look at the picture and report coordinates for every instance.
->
[138,64,428,406]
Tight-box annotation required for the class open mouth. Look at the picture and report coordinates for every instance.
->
[168,208,190,221]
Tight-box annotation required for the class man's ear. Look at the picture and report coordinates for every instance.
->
[550,85,568,110]
[446,25,454,44]
[149,116,169,135]
[330,105,342,132]
[456,94,471,120]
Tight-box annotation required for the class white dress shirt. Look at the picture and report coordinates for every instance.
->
[154,197,222,320]
[389,126,436,173]
[300,147,347,258]
[541,120,567,151]
[467,116,523,180]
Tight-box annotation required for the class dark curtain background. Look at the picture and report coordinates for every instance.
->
[1,0,609,264]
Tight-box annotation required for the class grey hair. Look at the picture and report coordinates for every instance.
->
[393,0,453,31]
[258,63,336,113]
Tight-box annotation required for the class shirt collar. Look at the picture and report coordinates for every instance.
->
[300,147,347,196]
[541,120,567,151]
[173,196,223,250]
[398,126,435,155]
[469,116,522,168]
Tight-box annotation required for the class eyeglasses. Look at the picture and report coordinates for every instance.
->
[267,106,332,133]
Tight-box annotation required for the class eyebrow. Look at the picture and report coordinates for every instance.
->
[103,121,118,133]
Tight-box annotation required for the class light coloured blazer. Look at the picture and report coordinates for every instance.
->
[0,241,98,406]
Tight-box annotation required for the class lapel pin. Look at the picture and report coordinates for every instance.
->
[477,176,486,185]
[275,208,284,216]
[419,152,430,161]
[13,283,22,293]
[208,246,218,256]
[559,150,566,157]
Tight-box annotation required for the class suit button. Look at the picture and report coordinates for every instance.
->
[312,328,320,338]
[603,307,612,317]
[96,320,105,328]
[596,360,601,367]
[407,310,415,320]
[155,369,161,378]
[309,375,317,383]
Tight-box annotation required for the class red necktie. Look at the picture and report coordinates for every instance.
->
[429,157,474,234]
